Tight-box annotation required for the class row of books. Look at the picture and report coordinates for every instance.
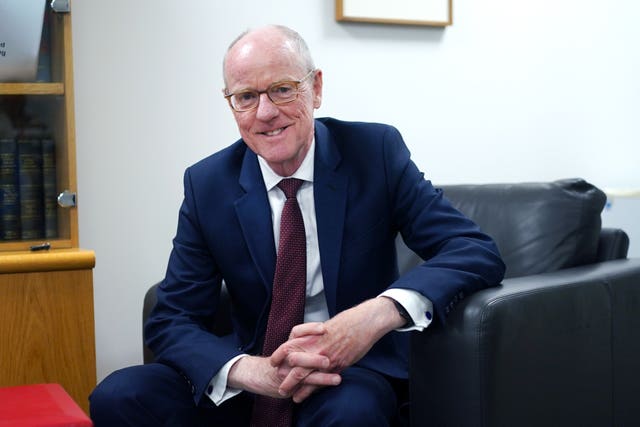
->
[0,126,57,241]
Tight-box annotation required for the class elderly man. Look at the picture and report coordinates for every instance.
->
[90,25,504,426]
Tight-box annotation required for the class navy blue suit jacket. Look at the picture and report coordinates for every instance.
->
[145,118,505,403]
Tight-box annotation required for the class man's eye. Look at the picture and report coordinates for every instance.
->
[236,92,257,102]
[271,84,295,96]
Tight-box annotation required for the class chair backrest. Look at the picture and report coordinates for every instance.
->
[440,178,608,278]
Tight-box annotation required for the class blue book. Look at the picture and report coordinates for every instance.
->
[0,137,20,240]
[42,135,57,238]
[17,126,45,240]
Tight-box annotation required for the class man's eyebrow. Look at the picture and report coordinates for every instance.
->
[228,78,295,94]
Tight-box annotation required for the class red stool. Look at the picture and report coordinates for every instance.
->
[0,383,92,427]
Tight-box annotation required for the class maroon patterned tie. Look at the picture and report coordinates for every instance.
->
[251,178,306,427]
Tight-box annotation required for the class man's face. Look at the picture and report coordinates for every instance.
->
[223,29,322,177]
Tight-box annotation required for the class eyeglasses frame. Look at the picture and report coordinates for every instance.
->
[223,69,317,112]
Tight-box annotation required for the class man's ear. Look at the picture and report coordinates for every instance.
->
[313,69,323,109]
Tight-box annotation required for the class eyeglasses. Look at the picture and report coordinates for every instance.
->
[224,69,316,112]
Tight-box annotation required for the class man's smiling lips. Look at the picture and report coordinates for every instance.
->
[258,125,290,136]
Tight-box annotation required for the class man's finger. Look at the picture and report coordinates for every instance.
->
[292,384,318,403]
[270,345,290,367]
[270,333,325,367]
[289,322,326,339]
[290,372,342,403]
[302,371,342,387]
[285,351,330,370]
[278,366,314,396]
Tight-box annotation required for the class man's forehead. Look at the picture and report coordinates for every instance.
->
[227,46,300,79]
[230,32,294,61]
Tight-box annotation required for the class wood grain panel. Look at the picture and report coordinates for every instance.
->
[0,267,95,414]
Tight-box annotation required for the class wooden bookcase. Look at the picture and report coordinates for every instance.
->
[0,3,96,414]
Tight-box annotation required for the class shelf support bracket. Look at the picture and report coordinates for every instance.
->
[57,190,77,208]
[50,0,70,13]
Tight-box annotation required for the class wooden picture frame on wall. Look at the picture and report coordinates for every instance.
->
[336,0,452,27]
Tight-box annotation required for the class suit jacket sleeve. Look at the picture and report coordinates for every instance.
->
[144,167,242,404]
[381,125,505,323]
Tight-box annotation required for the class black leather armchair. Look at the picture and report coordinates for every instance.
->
[143,178,640,426]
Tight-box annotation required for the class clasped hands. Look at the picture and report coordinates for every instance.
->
[228,297,403,403]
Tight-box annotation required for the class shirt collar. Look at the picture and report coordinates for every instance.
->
[258,139,315,192]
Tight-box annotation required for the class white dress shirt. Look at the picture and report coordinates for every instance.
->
[206,140,433,405]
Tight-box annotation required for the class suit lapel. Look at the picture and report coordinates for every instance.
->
[314,121,348,316]
[234,148,276,291]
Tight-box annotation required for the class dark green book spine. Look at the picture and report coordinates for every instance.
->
[0,137,20,240]
[18,130,44,240]
[42,136,57,239]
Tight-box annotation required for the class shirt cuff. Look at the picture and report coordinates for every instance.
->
[206,354,247,406]
[379,288,433,332]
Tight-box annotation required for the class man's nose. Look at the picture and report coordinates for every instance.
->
[255,93,279,120]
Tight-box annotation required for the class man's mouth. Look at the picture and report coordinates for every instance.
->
[260,126,288,136]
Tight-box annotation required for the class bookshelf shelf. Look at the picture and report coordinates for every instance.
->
[0,238,73,253]
[0,83,65,96]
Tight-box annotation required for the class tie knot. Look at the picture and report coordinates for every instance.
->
[277,178,304,199]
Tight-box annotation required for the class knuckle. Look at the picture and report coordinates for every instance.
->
[293,368,308,380]
[285,353,297,366]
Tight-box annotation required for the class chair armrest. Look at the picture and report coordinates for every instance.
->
[142,283,159,364]
[596,227,629,261]
[606,259,640,425]
[409,258,640,427]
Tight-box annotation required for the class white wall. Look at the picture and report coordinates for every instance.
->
[70,0,640,381]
